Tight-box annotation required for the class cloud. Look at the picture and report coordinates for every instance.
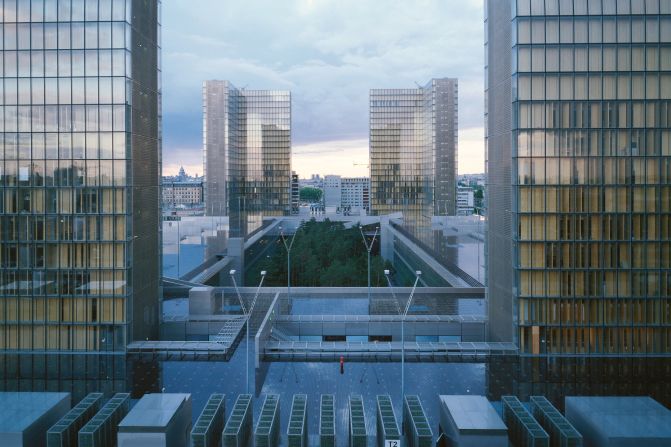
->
[293,138,369,178]
[163,147,203,178]
[161,0,485,175]
[459,127,486,174]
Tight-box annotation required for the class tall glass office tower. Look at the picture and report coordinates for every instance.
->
[369,78,458,226]
[0,0,162,353]
[486,0,671,354]
[204,81,291,237]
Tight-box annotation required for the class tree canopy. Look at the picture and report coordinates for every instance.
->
[299,187,323,203]
[254,219,392,287]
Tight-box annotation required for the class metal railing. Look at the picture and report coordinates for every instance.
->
[390,222,483,287]
[263,340,518,362]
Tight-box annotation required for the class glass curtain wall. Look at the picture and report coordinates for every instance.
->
[0,0,161,352]
[204,83,291,238]
[512,0,671,354]
[370,79,458,243]
[370,88,430,227]
[228,89,291,237]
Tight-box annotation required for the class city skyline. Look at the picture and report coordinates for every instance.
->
[3,1,671,445]
[161,0,485,177]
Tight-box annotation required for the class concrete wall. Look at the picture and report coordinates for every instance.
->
[118,395,192,447]
[188,287,215,315]
[0,393,71,447]
[256,292,281,368]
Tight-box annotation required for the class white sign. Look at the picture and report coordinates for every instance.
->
[385,441,400,447]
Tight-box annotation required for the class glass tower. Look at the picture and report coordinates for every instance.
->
[204,81,291,237]
[0,0,162,353]
[486,0,671,354]
[369,78,458,227]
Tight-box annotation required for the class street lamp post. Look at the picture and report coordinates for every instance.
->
[385,268,421,430]
[359,225,379,309]
[176,221,180,278]
[229,269,266,394]
[279,225,299,305]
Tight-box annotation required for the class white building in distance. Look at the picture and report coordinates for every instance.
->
[457,187,475,216]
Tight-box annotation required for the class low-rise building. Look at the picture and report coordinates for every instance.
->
[341,177,370,212]
[456,187,474,216]
[323,175,342,210]
[322,175,370,214]
[162,181,204,207]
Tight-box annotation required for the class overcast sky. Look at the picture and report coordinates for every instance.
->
[162,0,485,177]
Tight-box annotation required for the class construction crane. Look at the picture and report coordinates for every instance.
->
[353,162,370,168]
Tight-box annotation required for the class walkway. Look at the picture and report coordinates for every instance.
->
[263,341,518,362]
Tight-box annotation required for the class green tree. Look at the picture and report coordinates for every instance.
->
[299,187,323,202]
[251,219,389,287]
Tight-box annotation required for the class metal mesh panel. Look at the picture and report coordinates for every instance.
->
[288,394,308,447]
[485,0,515,343]
[47,393,103,447]
[376,395,400,447]
[502,396,549,447]
[191,393,225,447]
[78,393,130,447]
[255,394,280,447]
[530,396,582,447]
[349,394,367,447]
[223,394,253,447]
[403,395,433,447]
[320,394,336,447]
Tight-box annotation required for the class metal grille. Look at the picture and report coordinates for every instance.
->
[288,394,308,447]
[319,394,336,447]
[191,393,225,447]
[502,396,549,447]
[376,395,400,447]
[47,393,103,447]
[255,394,280,447]
[530,396,582,447]
[78,393,130,447]
[223,394,253,447]
[349,394,367,447]
[403,395,433,447]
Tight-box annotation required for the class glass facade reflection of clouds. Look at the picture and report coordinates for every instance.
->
[487,0,671,354]
[204,81,291,237]
[369,79,458,227]
[0,0,162,352]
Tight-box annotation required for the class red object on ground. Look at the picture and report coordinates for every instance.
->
[340,356,344,374]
